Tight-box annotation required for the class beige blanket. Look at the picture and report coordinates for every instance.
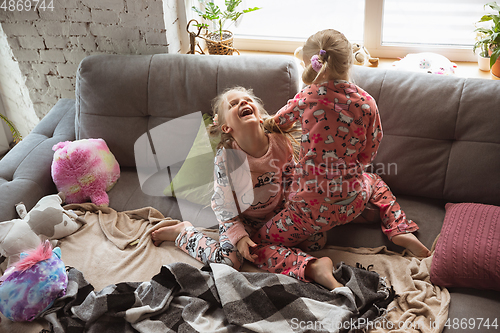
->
[311,246,450,333]
[0,204,449,333]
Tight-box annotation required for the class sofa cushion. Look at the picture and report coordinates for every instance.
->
[444,287,500,333]
[352,67,500,206]
[76,54,300,168]
[430,202,500,291]
[0,99,76,222]
[327,194,445,251]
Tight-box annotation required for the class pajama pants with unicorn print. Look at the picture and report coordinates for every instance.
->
[250,172,419,282]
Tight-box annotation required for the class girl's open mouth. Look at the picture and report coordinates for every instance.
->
[239,107,254,118]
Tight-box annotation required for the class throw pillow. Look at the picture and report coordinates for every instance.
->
[430,202,500,291]
[163,113,219,206]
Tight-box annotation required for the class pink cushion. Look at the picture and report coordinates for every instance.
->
[430,203,500,291]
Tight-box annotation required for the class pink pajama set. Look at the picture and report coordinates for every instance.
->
[249,80,419,281]
[175,133,297,269]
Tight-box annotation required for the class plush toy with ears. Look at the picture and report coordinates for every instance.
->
[392,52,457,75]
[352,43,379,66]
[51,138,120,206]
[0,241,67,322]
[0,193,85,265]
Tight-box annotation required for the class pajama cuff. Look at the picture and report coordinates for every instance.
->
[174,225,197,247]
[292,255,317,283]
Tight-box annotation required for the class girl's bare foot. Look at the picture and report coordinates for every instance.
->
[151,221,193,247]
[305,257,344,290]
[392,233,431,257]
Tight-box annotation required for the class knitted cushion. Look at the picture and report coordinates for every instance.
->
[430,203,500,291]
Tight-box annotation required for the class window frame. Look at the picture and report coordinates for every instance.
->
[179,0,479,62]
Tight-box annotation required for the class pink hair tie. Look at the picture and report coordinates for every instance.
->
[311,55,322,72]
[311,50,327,72]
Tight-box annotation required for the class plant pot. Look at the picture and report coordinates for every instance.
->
[205,30,235,55]
[491,58,500,79]
[477,53,491,72]
[488,47,500,79]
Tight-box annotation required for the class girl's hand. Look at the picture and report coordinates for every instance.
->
[236,236,258,262]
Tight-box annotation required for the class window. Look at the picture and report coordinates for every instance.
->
[382,0,484,46]
[369,0,488,61]
[222,0,364,52]
[183,0,491,61]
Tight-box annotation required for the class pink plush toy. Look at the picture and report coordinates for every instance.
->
[51,138,120,206]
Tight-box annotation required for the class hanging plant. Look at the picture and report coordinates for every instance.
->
[0,113,22,144]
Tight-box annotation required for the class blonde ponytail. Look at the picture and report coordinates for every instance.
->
[302,29,353,84]
[263,116,301,162]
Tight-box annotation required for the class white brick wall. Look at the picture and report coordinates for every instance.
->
[0,0,174,133]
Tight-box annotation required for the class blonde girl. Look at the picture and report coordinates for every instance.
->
[151,86,307,270]
[250,29,430,291]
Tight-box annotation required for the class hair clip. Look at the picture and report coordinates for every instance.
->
[213,114,219,125]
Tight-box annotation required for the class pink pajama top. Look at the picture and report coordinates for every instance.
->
[211,133,294,246]
[274,80,382,201]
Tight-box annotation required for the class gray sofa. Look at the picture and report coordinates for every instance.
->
[0,54,499,331]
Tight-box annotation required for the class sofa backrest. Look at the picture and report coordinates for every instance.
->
[75,54,499,207]
[75,54,301,168]
[352,66,500,206]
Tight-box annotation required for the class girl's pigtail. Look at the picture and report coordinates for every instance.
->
[302,64,318,85]
[208,121,232,150]
[262,116,281,133]
[263,116,301,162]
[302,50,329,85]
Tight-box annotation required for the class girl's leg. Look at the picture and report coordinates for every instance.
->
[298,231,327,252]
[363,173,419,238]
[251,243,342,290]
[151,221,193,245]
[175,225,244,268]
[364,173,430,257]
[305,257,344,290]
[152,221,244,269]
[253,205,320,247]
[254,192,367,248]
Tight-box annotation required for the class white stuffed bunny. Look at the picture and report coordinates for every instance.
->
[0,193,85,265]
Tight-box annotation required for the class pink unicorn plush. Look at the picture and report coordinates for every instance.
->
[51,138,120,206]
[0,241,67,322]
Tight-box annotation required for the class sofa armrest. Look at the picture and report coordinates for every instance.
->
[0,99,76,222]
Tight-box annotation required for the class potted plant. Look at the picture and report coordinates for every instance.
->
[474,1,500,77]
[192,0,261,55]
[474,29,491,71]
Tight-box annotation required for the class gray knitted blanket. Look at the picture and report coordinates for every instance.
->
[40,262,395,333]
